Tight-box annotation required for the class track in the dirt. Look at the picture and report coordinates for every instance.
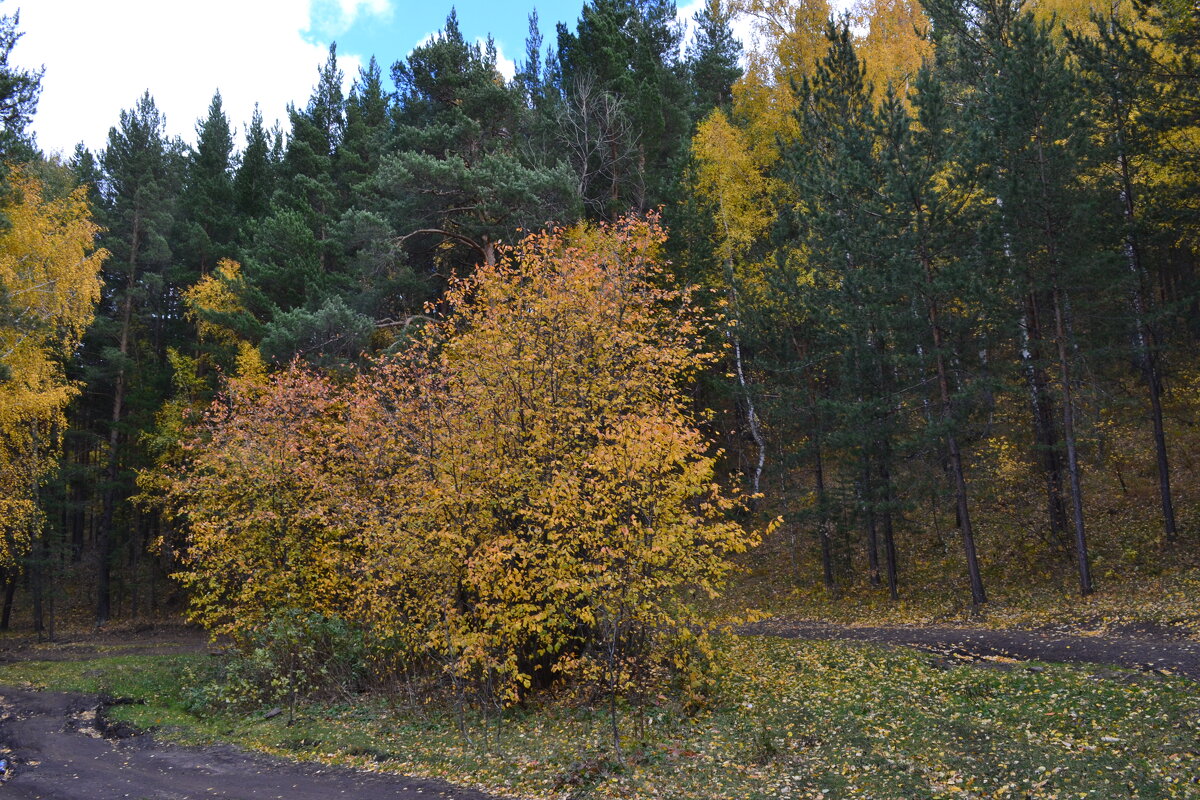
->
[741,619,1200,680]
[0,686,501,800]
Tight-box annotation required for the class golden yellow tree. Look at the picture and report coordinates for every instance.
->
[166,216,757,752]
[689,109,780,491]
[731,0,831,161]
[0,169,105,566]
[851,0,933,99]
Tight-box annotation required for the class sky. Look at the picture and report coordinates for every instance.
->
[13,0,733,158]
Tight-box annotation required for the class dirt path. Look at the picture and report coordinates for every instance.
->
[741,618,1200,680]
[0,625,211,664]
[0,685,502,800]
[0,629,502,800]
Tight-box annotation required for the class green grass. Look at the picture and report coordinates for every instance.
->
[1,637,1197,799]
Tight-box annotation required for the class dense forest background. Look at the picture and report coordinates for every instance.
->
[1,0,1198,634]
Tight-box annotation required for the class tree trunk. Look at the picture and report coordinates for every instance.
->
[813,442,836,594]
[861,463,881,586]
[1112,107,1177,543]
[98,212,141,626]
[921,246,986,607]
[1022,291,1071,551]
[877,459,899,601]
[1052,283,1093,596]
[0,571,15,630]
[722,257,765,495]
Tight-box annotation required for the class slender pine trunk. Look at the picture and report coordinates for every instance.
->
[99,211,141,626]
[1112,111,1176,543]
[920,242,986,606]
[861,462,881,586]
[814,443,836,594]
[877,459,899,601]
[1022,292,1071,550]
[1052,283,1093,596]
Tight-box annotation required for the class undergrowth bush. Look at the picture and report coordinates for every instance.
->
[186,611,369,711]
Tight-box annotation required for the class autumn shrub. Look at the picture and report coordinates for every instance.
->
[161,214,757,717]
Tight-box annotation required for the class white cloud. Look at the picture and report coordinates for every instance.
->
[16,0,382,157]
[309,0,393,37]
[478,37,516,82]
[676,0,756,58]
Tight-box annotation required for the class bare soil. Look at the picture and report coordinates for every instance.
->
[0,628,501,800]
[0,686,502,800]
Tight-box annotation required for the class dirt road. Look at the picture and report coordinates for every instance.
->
[0,685,501,800]
[741,618,1200,679]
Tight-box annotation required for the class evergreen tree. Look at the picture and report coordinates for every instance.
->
[338,56,388,199]
[242,45,347,316]
[1067,9,1181,544]
[232,105,276,227]
[380,12,577,273]
[177,91,236,274]
[877,69,994,606]
[687,0,743,114]
[924,0,1109,595]
[782,23,904,597]
[0,7,41,160]
[85,92,185,623]
[556,0,691,214]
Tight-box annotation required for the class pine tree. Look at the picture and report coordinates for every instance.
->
[1066,10,1178,543]
[233,105,276,227]
[556,0,691,214]
[0,7,41,161]
[178,92,236,274]
[242,46,348,319]
[925,0,1108,595]
[86,92,184,623]
[381,12,577,273]
[687,0,743,114]
[782,23,904,597]
[877,68,994,605]
[338,56,388,199]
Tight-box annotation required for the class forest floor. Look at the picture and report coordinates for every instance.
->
[0,622,1197,798]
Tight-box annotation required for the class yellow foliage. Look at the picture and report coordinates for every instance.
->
[166,216,759,704]
[0,169,105,566]
[183,258,248,346]
[691,109,776,263]
[731,0,831,162]
[851,0,933,100]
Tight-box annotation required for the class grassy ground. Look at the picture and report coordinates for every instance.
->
[1,634,1197,799]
